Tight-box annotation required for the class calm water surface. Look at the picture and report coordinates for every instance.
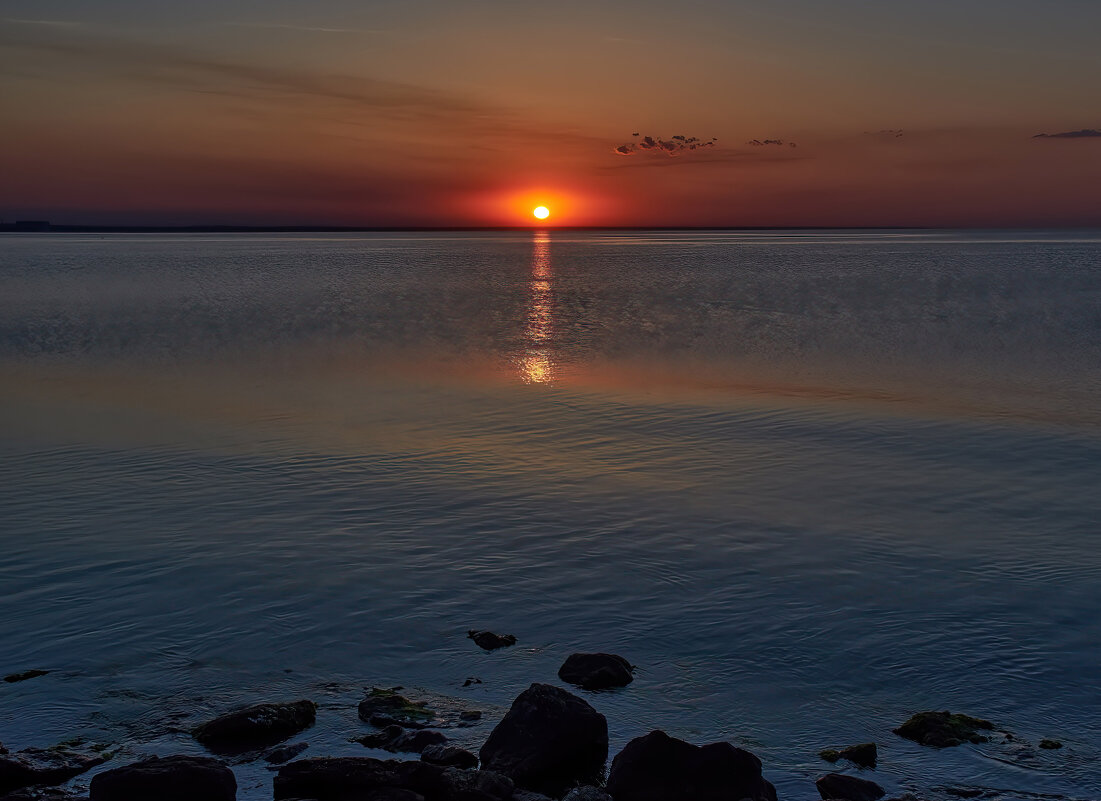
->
[1,230,1100,800]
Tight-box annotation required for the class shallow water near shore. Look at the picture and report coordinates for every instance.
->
[2,230,1100,800]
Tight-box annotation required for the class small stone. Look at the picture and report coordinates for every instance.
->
[463,678,483,687]
[1039,739,1063,749]
[384,730,447,755]
[459,710,482,721]
[357,689,433,729]
[355,725,405,749]
[468,631,517,650]
[838,742,877,768]
[2,671,49,684]
[557,653,634,690]
[263,742,309,764]
[818,749,841,763]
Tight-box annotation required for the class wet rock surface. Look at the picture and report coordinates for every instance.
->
[88,755,236,801]
[556,654,633,690]
[0,749,106,795]
[193,700,317,754]
[816,772,886,801]
[479,683,608,796]
[273,756,515,801]
[562,787,613,801]
[0,789,90,801]
[893,711,995,748]
[605,730,777,801]
[467,631,517,651]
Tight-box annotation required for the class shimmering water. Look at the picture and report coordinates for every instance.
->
[1,230,1100,800]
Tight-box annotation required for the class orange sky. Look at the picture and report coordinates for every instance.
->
[2,2,1100,226]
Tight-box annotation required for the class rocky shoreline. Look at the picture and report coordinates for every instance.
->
[0,635,1071,801]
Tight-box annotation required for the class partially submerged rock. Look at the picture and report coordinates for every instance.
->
[1039,739,1063,749]
[357,727,447,755]
[0,749,106,795]
[816,772,885,801]
[89,755,235,801]
[819,742,877,768]
[893,711,994,748]
[605,730,777,801]
[2,671,49,684]
[273,756,515,800]
[263,742,309,764]
[557,653,634,690]
[420,744,478,770]
[467,631,517,650]
[358,689,435,729]
[193,700,316,754]
[479,683,608,796]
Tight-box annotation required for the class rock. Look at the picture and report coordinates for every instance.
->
[557,654,634,690]
[0,749,106,794]
[563,787,613,801]
[264,742,310,764]
[467,631,516,650]
[273,757,514,801]
[816,773,885,801]
[0,790,89,801]
[1039,739,1063,749]
[893,711,994,748]
[479,683,608,796]
[358,689,434,729]
[512,792,554,801]
[2,671,49,684]
[459,711,482,722]
[88,755,235,801]
[0,745,5,756]
[605,730,776,801]
[357,725,406,749]
[386,731,448,755]
[820,742,876,768]
[193,700,316,754]
[463,678,482,687]
[420,745,478,769]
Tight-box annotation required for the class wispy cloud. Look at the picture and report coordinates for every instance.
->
[613,133,717,156]
[2,18,83,28]
[222,22,387,35]
[1032,129,1101,139]
[747,138,797,148]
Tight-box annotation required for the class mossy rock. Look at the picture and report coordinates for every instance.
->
[358,687,435,728]
[893,711,994,747]
[819,748,841,763]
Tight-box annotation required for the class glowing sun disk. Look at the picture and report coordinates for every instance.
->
[533,205,550,219]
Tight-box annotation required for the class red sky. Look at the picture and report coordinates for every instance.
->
[2,1,1100,227]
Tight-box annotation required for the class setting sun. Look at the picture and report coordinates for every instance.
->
[533,206,550,220]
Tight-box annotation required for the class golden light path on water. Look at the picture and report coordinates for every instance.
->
[520,230,555,384]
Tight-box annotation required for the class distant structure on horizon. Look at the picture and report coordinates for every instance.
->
[0,220,51,232]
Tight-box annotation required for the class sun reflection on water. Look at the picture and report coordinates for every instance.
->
[520,231,555,384]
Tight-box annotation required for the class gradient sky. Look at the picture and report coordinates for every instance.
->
[2,0,1099,226]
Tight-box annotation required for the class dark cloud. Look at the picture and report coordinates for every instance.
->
[1032,129,1101,139]
[747,139,797,148]
[865,129,904,138]
[613,132,717,156]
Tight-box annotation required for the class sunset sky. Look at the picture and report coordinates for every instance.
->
[2,0,1099,227]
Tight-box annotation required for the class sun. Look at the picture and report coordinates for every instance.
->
[533,205,550,220]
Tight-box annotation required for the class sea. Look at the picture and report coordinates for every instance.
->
[1,230,1099,800]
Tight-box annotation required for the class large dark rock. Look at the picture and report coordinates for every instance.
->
[358,689,434,729]
[420,744,478,770]
[273,757,514,801]
[89,755,236,801]
[605,730,777,801]
[557,654,633,690]
[478,683,608,796]
[0,749,106,794]
[467,631,516,650]
[893,711,994,748]
[815,772,885,801]
[194,700,316,754]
